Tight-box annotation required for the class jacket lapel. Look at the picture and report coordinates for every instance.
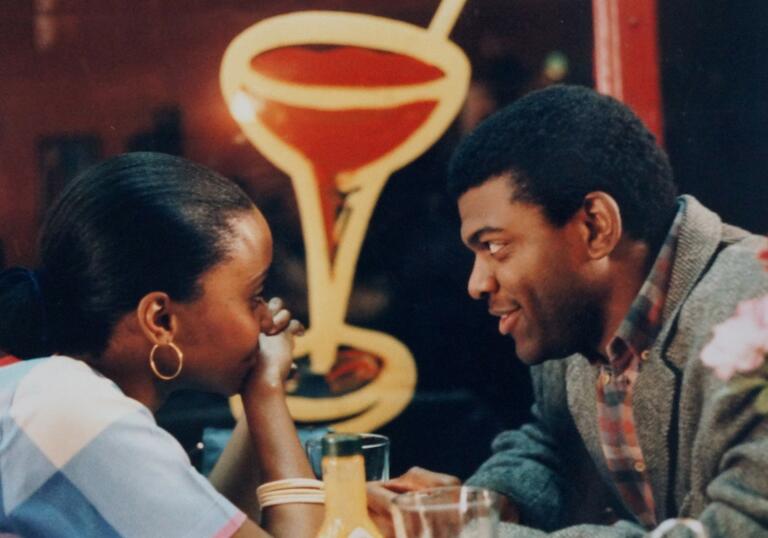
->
[629,196,723,518]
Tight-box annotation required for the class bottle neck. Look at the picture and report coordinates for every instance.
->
[322,453,368,514]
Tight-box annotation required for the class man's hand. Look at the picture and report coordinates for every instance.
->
[367,467,460,537]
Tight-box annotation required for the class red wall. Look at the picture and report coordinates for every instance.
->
[0,0,593,266]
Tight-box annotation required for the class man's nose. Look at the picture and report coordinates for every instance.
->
[467,256,497,300]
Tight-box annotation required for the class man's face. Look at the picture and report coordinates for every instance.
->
[459,176,602,364]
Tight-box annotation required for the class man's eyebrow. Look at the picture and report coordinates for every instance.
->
[466,226,505,247]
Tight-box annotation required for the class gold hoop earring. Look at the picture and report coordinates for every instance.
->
[149,342,184,381]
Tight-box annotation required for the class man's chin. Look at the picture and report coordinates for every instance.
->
[511,340,538,366]
[516,351,547,366]
[516,340,579,365]
[512,339,551,366]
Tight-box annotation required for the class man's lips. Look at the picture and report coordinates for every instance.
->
[491,306,522,336]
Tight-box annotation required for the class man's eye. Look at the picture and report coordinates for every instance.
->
[487,241,504,255]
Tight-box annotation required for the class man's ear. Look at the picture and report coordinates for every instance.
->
[136,292,177,345]
[578,191,622,259]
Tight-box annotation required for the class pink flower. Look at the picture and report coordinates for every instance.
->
[758,247,768,272]
[701,295,768,380]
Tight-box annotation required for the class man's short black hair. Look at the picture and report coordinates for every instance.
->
[448,84,678,248]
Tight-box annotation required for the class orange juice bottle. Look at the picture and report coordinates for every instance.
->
[316,434,383,538]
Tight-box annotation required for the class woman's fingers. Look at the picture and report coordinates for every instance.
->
[268,297,284,313]
[265,297,293,335]
[287,318,305,336]
[270,309,291,332]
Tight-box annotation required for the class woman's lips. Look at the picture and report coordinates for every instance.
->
[498,308,521,336]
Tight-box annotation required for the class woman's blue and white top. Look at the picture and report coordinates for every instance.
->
[0,356,245,537]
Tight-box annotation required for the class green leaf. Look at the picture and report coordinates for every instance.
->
[754,386,768,414]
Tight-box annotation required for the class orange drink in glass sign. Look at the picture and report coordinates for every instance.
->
[221,4,470,431]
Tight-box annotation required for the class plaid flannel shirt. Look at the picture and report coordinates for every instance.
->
[596,202,684,528]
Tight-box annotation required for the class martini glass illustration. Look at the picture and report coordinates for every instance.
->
[221,0,470,431]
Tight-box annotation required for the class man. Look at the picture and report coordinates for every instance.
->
[369,85,768,536]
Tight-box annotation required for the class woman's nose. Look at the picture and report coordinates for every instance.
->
[258,302,275,334]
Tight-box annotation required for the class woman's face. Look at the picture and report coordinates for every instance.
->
[172,208,275,395]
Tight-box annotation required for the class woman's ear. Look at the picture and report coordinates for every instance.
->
[579,191,622,260]
[136,292,176,345]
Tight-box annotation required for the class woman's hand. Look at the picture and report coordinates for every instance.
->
[234,297,323,536]
[244,297,304,398]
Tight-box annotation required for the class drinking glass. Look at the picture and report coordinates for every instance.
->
[305,432,390,481]
[391,486,500,538]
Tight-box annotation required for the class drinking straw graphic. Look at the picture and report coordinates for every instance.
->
[429,0,468,37]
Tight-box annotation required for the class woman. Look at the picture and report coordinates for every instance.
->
[0,152,322,537]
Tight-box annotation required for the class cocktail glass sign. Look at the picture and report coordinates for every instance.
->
[221,0,470,431]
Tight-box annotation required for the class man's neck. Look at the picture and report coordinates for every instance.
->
[596,239,653,357]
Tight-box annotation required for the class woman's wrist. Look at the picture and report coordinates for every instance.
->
[242,380,286,410]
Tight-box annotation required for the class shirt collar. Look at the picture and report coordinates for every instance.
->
[606,200,686,367]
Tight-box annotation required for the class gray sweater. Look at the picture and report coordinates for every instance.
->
[466,196,768,537]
